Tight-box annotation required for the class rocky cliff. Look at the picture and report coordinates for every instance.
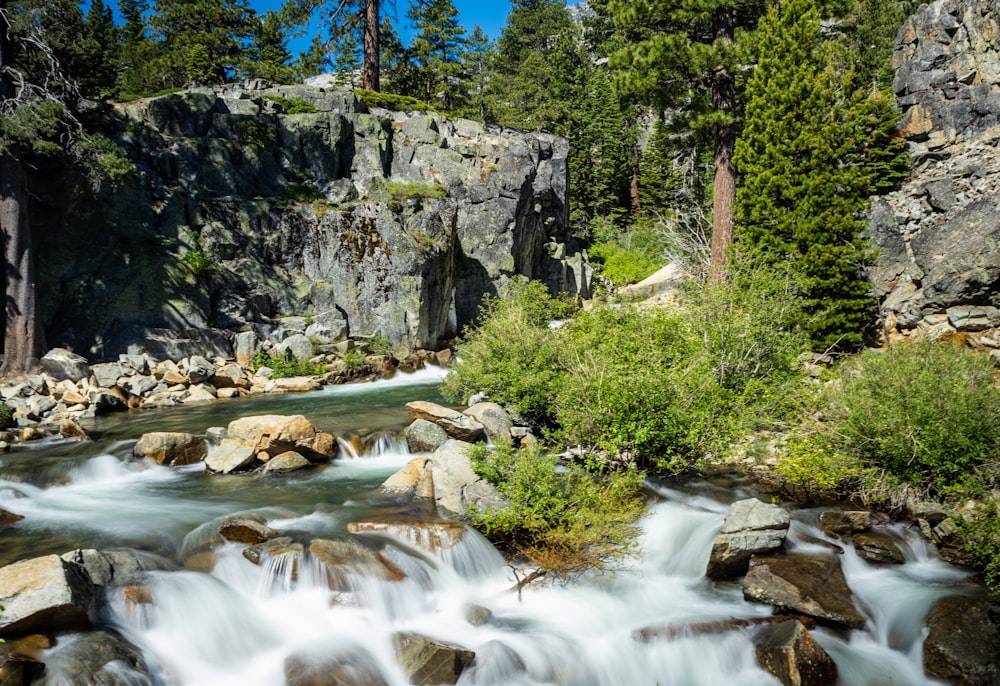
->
[34,85,589,359]
[869,0,1000,340]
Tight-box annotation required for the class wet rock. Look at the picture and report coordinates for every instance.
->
[89,389,127,413]
[0,555,97,636]
[219,517,281,544]
[132,431,208,466]
[347,516,465,556]
[57,419,89,440]
[242,537,303,567]
[464,604,493,626]
[226,414,335,462]
[818,510,871,537]
[429,439,508,518]
[404,419,449,453]
[379,456,435,501]
[463,402,513,443]
[60,549,150,587]
[743,555,866,630]
[0,508,24,529]
[0,634,48,686]
[405,401,487,443]
[261,450,312,474]
[308,538,406,588]
[272,376,323,392]
[183,551,220,573]
[458,639,526,684]
[205,438,257,474]
[32,630,151,686]
[852,531,906,564]
[754,619,838,686]
[706,498,791,580]
[393,632,475,686]
[924,595,1000,686]
[284,648,389,686]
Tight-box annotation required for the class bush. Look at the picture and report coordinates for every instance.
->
[467,441,646,580]
[384,181,447,200]
[253,351,325,379]
[355,89,435,112]
[261,93,318,114]
[341,349,366,370]
[0,403,11,430]
[367,332,392,355]
[820,340,1000,492]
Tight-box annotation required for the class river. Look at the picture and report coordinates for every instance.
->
[0,368,978,685]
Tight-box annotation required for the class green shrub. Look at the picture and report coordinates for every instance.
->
[957,502,1000,594]
[385,181,447,200]
[233,119,277,149]
[355,89,435,112]
[262,93,318,114]
[467,440,646,580]
[182,249,213,274]
[589,242,660,286]
[341,349,366,370]
[0,403,11,430]
[367,332,392,355]
[280,183,325,203]
[253,351,325,379]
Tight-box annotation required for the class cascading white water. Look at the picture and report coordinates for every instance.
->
[0,371,980,685]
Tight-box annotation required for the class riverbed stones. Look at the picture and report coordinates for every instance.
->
[285,648,389,686]
[753,619,838,686]
[923,594,1000,686]
[405,401,487,443]
[227,414,335,462]
[32,629,152,686]
[219,517,281,544]
[404,418,449,453]
[261,450,312,474]
[393,632,475,686]
[308,538,406,588]
[0,507,24,528]
[743,555,866,630]
[132,431,208,466]
[818,510,871,537]
[379,456,435,501]
[852,531,906,564]
[463,402,513,443]
[40,348,90,383]
[0,555,97,636]
[429,439,508,518]
[205,438,258,474]
[706,498,791,580]
[60,549,150,587]
[347,517,466,556]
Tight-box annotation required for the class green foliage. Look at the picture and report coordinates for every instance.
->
[406,0,467,111]
[367,332,392,355]
[957,503,1000,594]
[280,182,325,203]
[355,90,435,113]
[253,350,325,379]
[818,341,1000,492]
[242,11,299,84]
[233,119,278,149]
[0,403,12,431]
[383,181,447,200]
[182,249,213,274]
[467,440,646,579]
[588,222,666,286]
[341,349,366,370]
[261,93,318,114]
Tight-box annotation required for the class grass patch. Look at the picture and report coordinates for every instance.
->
[262,93,318,114]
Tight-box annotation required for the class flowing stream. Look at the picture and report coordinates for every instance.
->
[0,369,978,685]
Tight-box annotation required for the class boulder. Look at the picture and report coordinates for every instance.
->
[60,549,151,587]
[219,517,281,544]
[405,401,487,443]
[743,554,866,630]
[89,389,127,413]
[0,507,24,529]
[706,499,791,580]
[464,402,513,443]
[89,362,123,389]
[184,383,218,403]
[404,419,449,453]
[285,648,389,686]
[226,414,335,462]
[183,355,216,383]
[132,432,208,466]
[277,333,316,362]
[347,517,466,556]
[210,363,250,389]
[818,510,871,537]
[0,555,97,636]
[272,376,323,392]
[429,439,508,518]
[393,632,475,686]
[852,531,906,564]
[924,595,1000,686]
[0,634,47,685]
[234,330,260,367]
[261,450,312,474]
[241,537,303,572]
[31,630,151,686]
[379,456,435,501]
[753,619,838,686]
[205,438,258,474]
[40,348,90,382]
[308,538,406,589]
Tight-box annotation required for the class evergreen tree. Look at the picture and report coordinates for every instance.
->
[637,118,686,216]
[840,0,916,93]
[81,0,121,96]
[149,0,255,86]
[282,0,384,90]
[243,10,298,83]
[452,26,495,120]
[406,0,466,110]
[331,18,363,87]
[733,0,907,351]
[118,0,166,95]
[297,35,332,77]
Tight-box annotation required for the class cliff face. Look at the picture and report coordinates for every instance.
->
[869,0,1000,338]
[35,85,589,358]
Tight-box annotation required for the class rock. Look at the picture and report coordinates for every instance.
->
[132,432,208,466]
[393,632,475,686]
[284,648,389,686]
[0,634,48,685]
[241,537,303,573]
[57,418,89,439]
[743,555,866,630]
[464,604,493,627]
[818,510,871,537]
[347,516,466,556]
[404,419,449,453]
[205,438,258,474]
[272,376,322,392]
[89,389,127,413]
[261,450,312,474]
[40,348,90,382]
[405,401,487,443]
[234,330,260,367]
[31,630,151,686]
[277,333,316,362]
[0,507,24,529]
[706,499,791,580]
[60,549,150,587]
[89,362,122,388]
[305,311,349,343]
[753,619,839,686]
[463,401,513,443]
[0,555,97,636]
[429,439,508,518]
[924,595,1000,686]
[210,362,249,389]
[184,383,217,402]
[308,538,406,588]
[183,355,217,383]
[219,517,281,544]
[226,414,335,462]
[852,531,906,564]
[379,456,435,500]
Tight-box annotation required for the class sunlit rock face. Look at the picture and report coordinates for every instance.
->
[34,84,590,359]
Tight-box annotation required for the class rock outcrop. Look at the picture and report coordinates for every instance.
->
[705,498,790,580]
[34,84,590,359]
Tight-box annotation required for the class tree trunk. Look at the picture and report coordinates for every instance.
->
[362,0,380,91]
[0,3,45,376]
[708,6,737,286]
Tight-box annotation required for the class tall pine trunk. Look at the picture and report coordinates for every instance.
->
[708,6,737,286]
[362,0,380,91]
[0,3,45,376]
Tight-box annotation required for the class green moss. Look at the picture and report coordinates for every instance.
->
[262,93,319,114]
[355,89,435,113]
[385,181,447,200]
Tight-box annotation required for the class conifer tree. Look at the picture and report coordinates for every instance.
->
[282,0,384,90]
[81,0,121,96]
[734,0,906,351]
[637,118,685,216]
[406,0,466,110]
[149,0,255,86]
[243,10,298,83]
[452,26,494,120]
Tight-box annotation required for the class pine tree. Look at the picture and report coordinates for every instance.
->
[282,0,384,90]
[118,0,166,95]
[452,26,495,120]
[734,0,906,351]
[243,10,298,84]
[149,0,255,86]
[637,118,685,216]
[406,0,466,110]
[81,0,121,96]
